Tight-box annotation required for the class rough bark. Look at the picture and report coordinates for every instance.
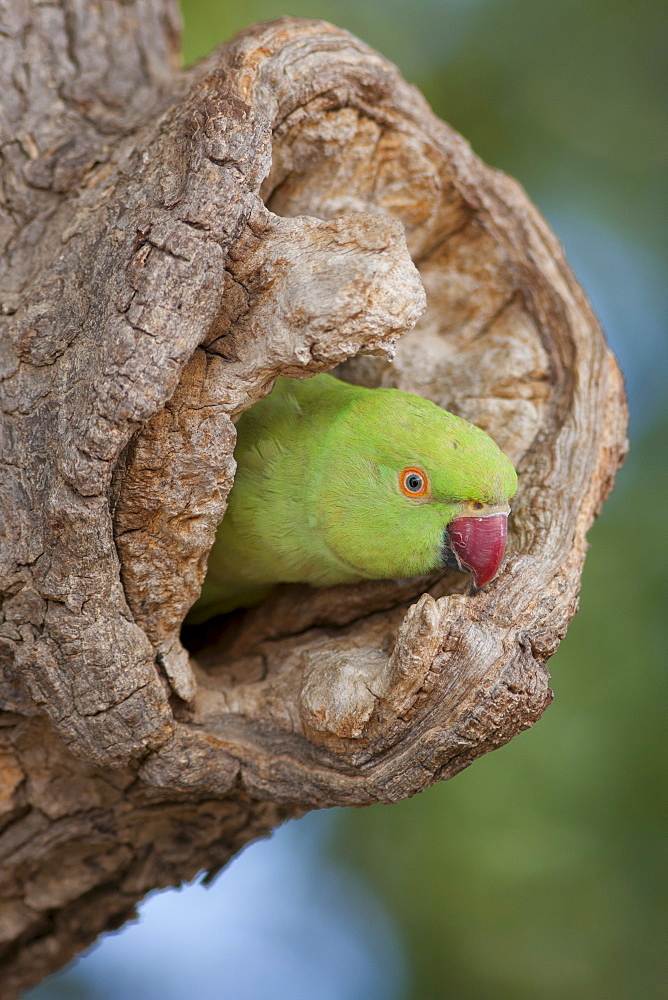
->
[0,4,627,993]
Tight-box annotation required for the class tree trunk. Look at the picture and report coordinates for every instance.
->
[0,3,627,993]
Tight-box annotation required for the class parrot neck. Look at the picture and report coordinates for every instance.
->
[204,376,373,598]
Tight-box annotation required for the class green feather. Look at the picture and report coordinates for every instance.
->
[187,374,517,622]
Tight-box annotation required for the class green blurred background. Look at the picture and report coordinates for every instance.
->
[30,1,666,998]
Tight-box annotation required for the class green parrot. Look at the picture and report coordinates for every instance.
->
[187,373,518,622]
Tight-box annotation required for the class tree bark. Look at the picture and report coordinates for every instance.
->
[0,3,627,993]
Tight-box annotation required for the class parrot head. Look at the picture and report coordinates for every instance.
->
[312,387,518,590]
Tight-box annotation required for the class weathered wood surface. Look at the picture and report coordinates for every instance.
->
[0,3,627,992]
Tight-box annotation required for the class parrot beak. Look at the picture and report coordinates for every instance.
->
[447,510,509,591]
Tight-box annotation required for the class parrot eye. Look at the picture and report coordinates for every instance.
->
[400,467,428,498]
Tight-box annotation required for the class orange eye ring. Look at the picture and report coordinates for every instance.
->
[399,467,429,498]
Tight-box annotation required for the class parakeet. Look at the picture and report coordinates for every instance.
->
[187,373,517,622]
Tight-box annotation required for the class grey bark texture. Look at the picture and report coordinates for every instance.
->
[0,3,628,993]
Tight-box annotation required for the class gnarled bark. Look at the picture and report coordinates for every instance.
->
[0,4,627,993]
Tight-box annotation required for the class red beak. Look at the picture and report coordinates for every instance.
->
[448,513,508,590]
